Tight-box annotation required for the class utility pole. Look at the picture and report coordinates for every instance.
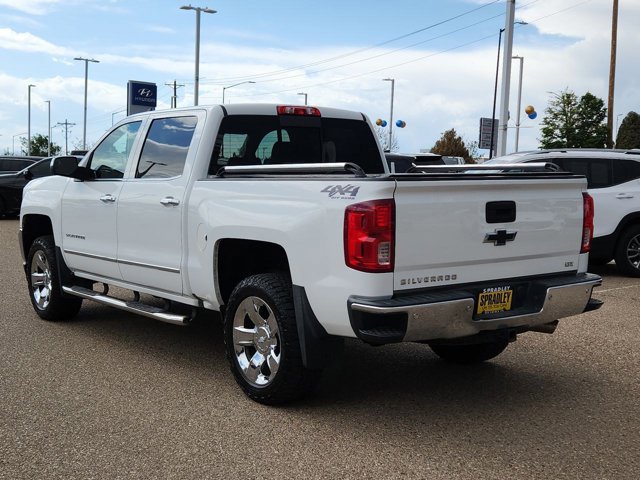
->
[27,84,36,155]
[607,0,619,148]
[56,119,76,155]
[165,80,185,108]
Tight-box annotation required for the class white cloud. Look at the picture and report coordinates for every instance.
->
[0,0,62,15]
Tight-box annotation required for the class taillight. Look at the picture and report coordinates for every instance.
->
[276,105,321,117]
[344,199,395,273]
[581,192,594,253]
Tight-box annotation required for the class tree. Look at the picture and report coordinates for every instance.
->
[430,128,473,163]
[539,89,608,149]
[616,111,640,149]
[20,134,61,156]
[374,126,399,152]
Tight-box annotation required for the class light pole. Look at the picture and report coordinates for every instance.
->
[45,100,51,156]
[490,20,527,158]
[297,92,308,105]
[181,4,217,106]
[496,0,520,157]
[512,55,524,152]
[383,78,395,151]
[222,81,255,104]
[27,84,35,155]
[489,29,504,159]
[74,57,99,150]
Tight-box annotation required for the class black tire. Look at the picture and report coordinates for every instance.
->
[614,225,640,277]
[223,273,321,405]
[429,340,509,364]
[26,235,82,321]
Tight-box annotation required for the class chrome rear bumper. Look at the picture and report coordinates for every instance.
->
[348,273,602,344]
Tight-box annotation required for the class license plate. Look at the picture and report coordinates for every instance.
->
[477,287,513,315]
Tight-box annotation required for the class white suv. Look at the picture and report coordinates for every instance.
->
[487,149,640,277]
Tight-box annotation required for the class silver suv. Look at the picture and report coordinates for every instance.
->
[487,149,640,277]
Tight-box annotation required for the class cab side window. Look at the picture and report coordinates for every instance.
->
[89,121,142,179]
[136,116,198,179]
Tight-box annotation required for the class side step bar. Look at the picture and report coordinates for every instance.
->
[62,285,192,326]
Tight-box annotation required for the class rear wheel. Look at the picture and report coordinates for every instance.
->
[429,340,509,364]
[27,236,82,321]
[224,273,321,404]
[614,225,640,277]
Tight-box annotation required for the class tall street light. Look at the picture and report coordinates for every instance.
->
[512,55,524,152]
[489,20,527,158]
[496,0,523,157]
[383,78,395,151]
[181,4,217,106]
[222,81,255,104]
[74,57,99,150]
[27,84,35,156]
[297,92,308,105]
[45,100,51,156]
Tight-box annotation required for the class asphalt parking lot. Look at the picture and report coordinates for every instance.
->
[1,217,638,480]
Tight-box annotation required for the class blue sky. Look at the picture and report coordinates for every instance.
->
[1,0,638,155]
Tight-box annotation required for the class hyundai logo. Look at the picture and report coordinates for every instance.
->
[137,88,154,97]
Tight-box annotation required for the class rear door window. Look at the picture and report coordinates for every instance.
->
[135,116,198,179]
[612,159,640,185]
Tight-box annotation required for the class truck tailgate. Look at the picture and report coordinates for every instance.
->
[393,176,587,292]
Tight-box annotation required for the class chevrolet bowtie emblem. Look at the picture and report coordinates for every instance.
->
[484,229,517,246]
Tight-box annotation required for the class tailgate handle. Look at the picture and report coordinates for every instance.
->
[486,201,516,223]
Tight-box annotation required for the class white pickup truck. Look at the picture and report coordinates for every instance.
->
[20,104,602,404]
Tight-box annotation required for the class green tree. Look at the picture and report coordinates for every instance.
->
[616,111,640,149]
[576,92,608,147]
[20,134,61,156]
[539,89,608,149]
[431,128,472,163]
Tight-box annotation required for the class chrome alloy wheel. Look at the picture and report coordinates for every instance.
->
[30,250,53,310]
[626,233,640,270]
[232,296,281,387]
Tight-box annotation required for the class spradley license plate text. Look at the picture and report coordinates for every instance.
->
[477,286,513,315]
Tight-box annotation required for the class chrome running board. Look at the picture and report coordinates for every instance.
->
[62,285,192,326]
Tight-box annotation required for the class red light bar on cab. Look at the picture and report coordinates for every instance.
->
[277,105,321,117]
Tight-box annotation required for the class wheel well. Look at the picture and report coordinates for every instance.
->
[613,214,640,250]
[22,215,54,254]
[216,239,291,304]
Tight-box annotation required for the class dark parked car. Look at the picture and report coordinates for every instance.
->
[0,156,42,174]
[0,158,52,216]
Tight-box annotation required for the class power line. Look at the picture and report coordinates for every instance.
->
[235,0,590,100]
[197,0,503,84]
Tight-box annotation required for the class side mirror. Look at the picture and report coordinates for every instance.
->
[51,156,80,176]
[51,156,95,181]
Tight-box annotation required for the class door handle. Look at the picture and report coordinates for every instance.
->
[616,193,634,199]
[100,194,116,203]
[160,196,180,206]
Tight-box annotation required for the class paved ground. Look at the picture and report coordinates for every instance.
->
[0,218,638,480]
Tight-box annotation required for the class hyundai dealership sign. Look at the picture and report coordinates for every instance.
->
[127,80,157,115]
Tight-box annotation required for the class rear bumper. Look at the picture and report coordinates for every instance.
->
[348,273,602,345]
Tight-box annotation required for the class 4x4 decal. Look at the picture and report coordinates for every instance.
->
[321,184,360,199]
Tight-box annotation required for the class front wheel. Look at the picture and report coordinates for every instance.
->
[27,235,82,321]
[614,225,640,277]
[429,340,509,364]
[223,273,321,405]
